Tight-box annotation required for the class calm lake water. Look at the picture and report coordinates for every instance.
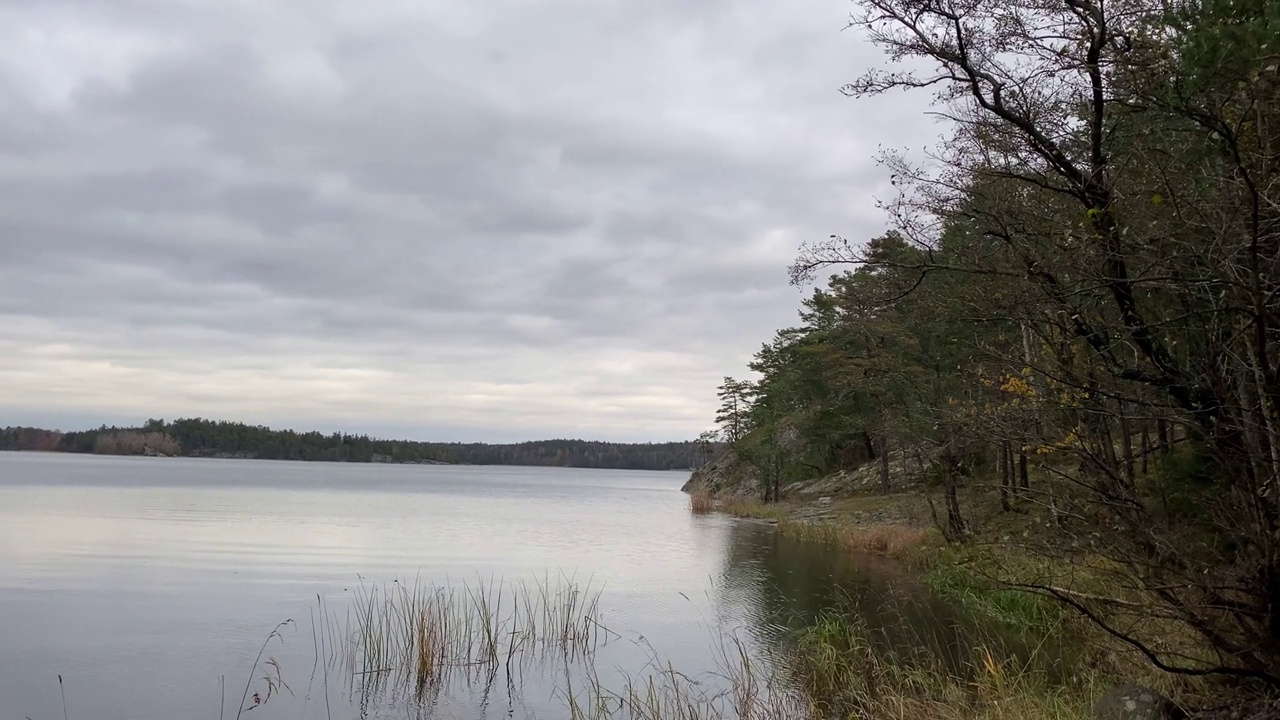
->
[0,452,953,719]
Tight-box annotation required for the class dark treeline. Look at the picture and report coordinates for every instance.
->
[0,418,705,471]
[707,0,1280,688]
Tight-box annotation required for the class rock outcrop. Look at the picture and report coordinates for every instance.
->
[683,447,931,500]
[680,448,761,498]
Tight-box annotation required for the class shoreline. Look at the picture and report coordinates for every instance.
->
[685,483,1271,717]
[0,447,692,472]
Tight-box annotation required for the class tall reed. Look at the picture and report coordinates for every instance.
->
[689,490,715,514]
[334,574,614,703]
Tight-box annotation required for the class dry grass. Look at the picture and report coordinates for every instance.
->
[780,519,941,560]
[685,492,789,521]
[844,523,940,557]
[693,489,938,560]
[719,499,789,522]
[688,489,715,514]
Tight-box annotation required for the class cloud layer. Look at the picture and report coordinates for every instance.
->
[0,0,935,441]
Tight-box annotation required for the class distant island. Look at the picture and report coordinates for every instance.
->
[0,418,710,471]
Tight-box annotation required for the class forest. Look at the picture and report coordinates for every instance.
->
[0,418,706,471]
[705,0,1280,690]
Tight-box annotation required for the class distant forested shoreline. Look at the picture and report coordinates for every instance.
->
[0,418,710,471]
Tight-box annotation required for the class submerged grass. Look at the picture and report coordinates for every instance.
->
[563,632,811,720]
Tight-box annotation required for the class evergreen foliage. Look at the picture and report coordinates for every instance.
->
[0,418,701,471]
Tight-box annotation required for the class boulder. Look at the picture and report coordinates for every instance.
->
[1091,684,1188,720]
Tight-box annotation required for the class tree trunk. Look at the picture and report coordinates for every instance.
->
[946,478,966,541]
[1018,448,1029,491]
[1141,424,1152,476]
[941,447,966,541]
[999,440,1011,512]
[772,451,783,503]
[878,434,891,493]
[1101,421,1120,479]
[1121,408,1135,489]
[1157,418,1171,456]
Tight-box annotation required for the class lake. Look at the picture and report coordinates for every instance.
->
[0,452,953,719]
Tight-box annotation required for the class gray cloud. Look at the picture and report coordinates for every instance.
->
[0,0,936,441]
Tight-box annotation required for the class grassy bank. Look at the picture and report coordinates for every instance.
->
[790,611,1097,720]
[697,489,1229,718]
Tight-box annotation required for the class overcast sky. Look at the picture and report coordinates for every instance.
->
[0,0,936,442]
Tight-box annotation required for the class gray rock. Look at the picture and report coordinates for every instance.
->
[681,448,761,499]
[1091,684,1188,720]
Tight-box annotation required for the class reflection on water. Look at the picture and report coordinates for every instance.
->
[0,452,1048,719]
[718,520,967,656]
[717,517,1064,686]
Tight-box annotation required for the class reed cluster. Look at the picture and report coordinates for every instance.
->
[336,574,613,700]
[688,489,715,514]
